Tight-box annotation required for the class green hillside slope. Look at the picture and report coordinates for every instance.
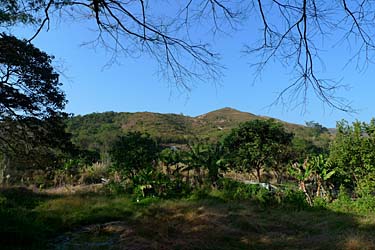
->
[66,108,330,153]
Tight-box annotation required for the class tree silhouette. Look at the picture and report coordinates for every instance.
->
[0,33,69,157]
[0,34,65,120]
[109,132,159,180]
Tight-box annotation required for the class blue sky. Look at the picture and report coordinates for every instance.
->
[11,9,375,128]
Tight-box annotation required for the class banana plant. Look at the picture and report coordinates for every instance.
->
[185,142,226,187]
[288,158,313,205]
[309,155,335,198]
[159,148,183,176]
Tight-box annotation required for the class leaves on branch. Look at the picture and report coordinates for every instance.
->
[0,33,69,156]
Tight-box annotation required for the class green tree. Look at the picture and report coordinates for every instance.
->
[0,34,72,183]
[305,121,329,137]
[329,119,375,193]
[223,119,293,182]
[0,34,66,121]
[109,132,159,181]
[0,33,67,150]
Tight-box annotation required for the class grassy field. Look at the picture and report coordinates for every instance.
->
[1,187,375,250]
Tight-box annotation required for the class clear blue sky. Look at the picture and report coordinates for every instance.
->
[10,11,375,128]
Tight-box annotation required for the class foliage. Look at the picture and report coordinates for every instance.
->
[288,160,313,184]
[223,119,293,181]
[291,137,325,161]
[305,121,329,137]
[109,132,159,181]
[279,188,309,210]
[0,33,66,136]
[329,185,375,214]
[288,155,335,204]
[354,172,375,197]
[79,163,109,185]
[218,178,309,209]
[159,147,184,175]
[0,33,73,184]
[219,178,263,201]
[103,180,129,195]
[66,112,123,158]
[65,108,315,157]
[66,111,194,156]
[185,142,227,186]
[309,155,335,197]
[0,0,39,25]
[132,170,182,199]
[290,121,331,162]
[329,119,375,192]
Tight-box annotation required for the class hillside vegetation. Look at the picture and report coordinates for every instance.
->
[66,107,330,155]
[6,108,375,250]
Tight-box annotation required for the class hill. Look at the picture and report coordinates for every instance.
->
[66,107,330,153]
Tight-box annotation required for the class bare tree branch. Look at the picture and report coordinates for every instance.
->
[6,0,375,112]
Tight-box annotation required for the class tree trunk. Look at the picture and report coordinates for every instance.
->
[256,167,261,182]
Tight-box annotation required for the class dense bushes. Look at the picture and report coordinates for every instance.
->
[216,178,309,209]
[6,118,375,212]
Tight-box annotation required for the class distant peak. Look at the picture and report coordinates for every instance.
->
[216,107,239,112]
[195,107,259,122]
[198,107,240,116]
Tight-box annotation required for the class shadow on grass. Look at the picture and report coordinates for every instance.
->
[1,188,375,250]
[0,187,62,249]
[103,199,375,250]
[0,187,133,249]
[52,193,375,250]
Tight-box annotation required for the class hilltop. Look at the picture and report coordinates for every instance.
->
[66,107,329,152]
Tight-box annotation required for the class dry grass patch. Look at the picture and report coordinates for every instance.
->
[2,187,375,250]
[341,234,375,250]
[105,200,375,250]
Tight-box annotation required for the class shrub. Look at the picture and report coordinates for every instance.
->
[0,195,6,206]
[219,178,269,202]
[355,173,375,197]
[79,163,109,184]
[133,171,191,200]
[285,189,308,206]
[354,195,375,212]
[312,196,328,209]
[333,185,375,213]
[219,178,311,209]
[103,181,129,195]
[337,185,351,202]
[189,187,211,200]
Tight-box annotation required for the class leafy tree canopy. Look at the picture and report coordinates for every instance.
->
[329,119,375,191]
[0,33,65,120]
[0,33,70,169]
[109,132,159,180]
[305,121,329,136]
[223,119,293,181]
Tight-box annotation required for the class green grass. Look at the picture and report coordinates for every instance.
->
[1,187,375,250]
